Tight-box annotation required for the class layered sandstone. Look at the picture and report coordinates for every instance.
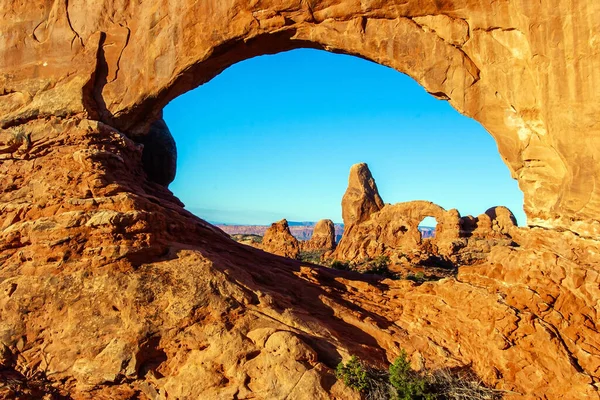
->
[1,1,600,399]
[341,163,384,227]
[261,219,300,259]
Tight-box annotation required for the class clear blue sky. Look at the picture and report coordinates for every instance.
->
[164,49,525,226]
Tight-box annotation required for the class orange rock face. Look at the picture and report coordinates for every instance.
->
[341,163,384,227]
[1,1,600,399]
[300,219,337,253]
[2,0,600,236]
[0,120,598,399]
[261,219,300,259]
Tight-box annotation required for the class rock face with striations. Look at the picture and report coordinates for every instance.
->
[261,219,300,259]
[1,1,600,399]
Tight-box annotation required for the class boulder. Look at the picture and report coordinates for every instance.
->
[261,219,300,259]
[300,219,336,253]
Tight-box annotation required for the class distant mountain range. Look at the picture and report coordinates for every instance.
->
[216,222,436,241]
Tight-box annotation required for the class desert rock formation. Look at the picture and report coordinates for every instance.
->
[261,219,300,259]
[2,0,600,236]
[1,1,600,399]
[334,164,518,267]
[300,219,337,253]
[341,163,385,227]
[218,223,344,242]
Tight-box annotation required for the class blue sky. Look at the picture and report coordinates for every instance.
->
[164,49,525,226]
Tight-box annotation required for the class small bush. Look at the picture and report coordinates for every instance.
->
[406,272,427,284]
[336,356,390,399]
[330,260,351,271]
[363,255,391,275]
[231,234,262,244]
[299,250,325,264]
[389,351,436,400]
[336,352,503,400]
[360,255,399,279]
[336,356,370,393]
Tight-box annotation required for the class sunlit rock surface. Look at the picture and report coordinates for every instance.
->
[2,0,600,235]
[333,164,519,267]
[300,219,337,253]
[261,219,300,259]
[1,0,600,398]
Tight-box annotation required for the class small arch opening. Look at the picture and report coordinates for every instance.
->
[418,216,438,239]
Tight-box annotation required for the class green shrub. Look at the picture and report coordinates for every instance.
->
[330,260,351,271]
[406,272,427,283]
[360,255,399,279]
[231,234,262,244]
[389,351,435,400]
[336,356,370,393]
[299,250,325,264]
[336,351,502,400]
[363,255,390,274]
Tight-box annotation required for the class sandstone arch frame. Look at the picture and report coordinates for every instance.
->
[2,1,599,237]
[1,2,600,398]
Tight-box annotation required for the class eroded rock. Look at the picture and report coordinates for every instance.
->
[333,164,518,268]
[0,118,598,399]
[261,219,300,259]
[2,0,600,235]
[341,163,384,227]
[300,219,337,253]
[1,1,600,398]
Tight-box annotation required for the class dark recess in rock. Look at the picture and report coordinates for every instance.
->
[137,118,177,186]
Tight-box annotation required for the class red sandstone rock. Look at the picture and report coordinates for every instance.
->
[333,164,517,267]
[2,0,599,236]
[300,219,337,253]
[261,219,300,259]
[0,119,598,399]
[341,163,384,227]
[1,1,600,399]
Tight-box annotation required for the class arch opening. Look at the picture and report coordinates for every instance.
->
[418,217,438,240]
[162,49,525,231]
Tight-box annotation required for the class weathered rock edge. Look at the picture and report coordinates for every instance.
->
[2,0,600,235]
[1,1,600,398]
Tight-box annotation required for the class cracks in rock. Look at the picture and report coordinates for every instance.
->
[64,0,83,49]
[32,20,45,43]
[537,318,587,375]
[108,26,131,84]
[471,26,520,34]
[360,16,367,35]
[302,0,316,23]
[284,368,311,399]
[0,88,19,97]
[402,15,481,89]
[483,274,597,384]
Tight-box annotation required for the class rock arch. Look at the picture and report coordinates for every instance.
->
[1,2,600,398]
[2,1,600,237]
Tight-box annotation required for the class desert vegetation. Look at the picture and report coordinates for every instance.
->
[298,250,326,264]
[336,352,502,400]
[230,234,263,244]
